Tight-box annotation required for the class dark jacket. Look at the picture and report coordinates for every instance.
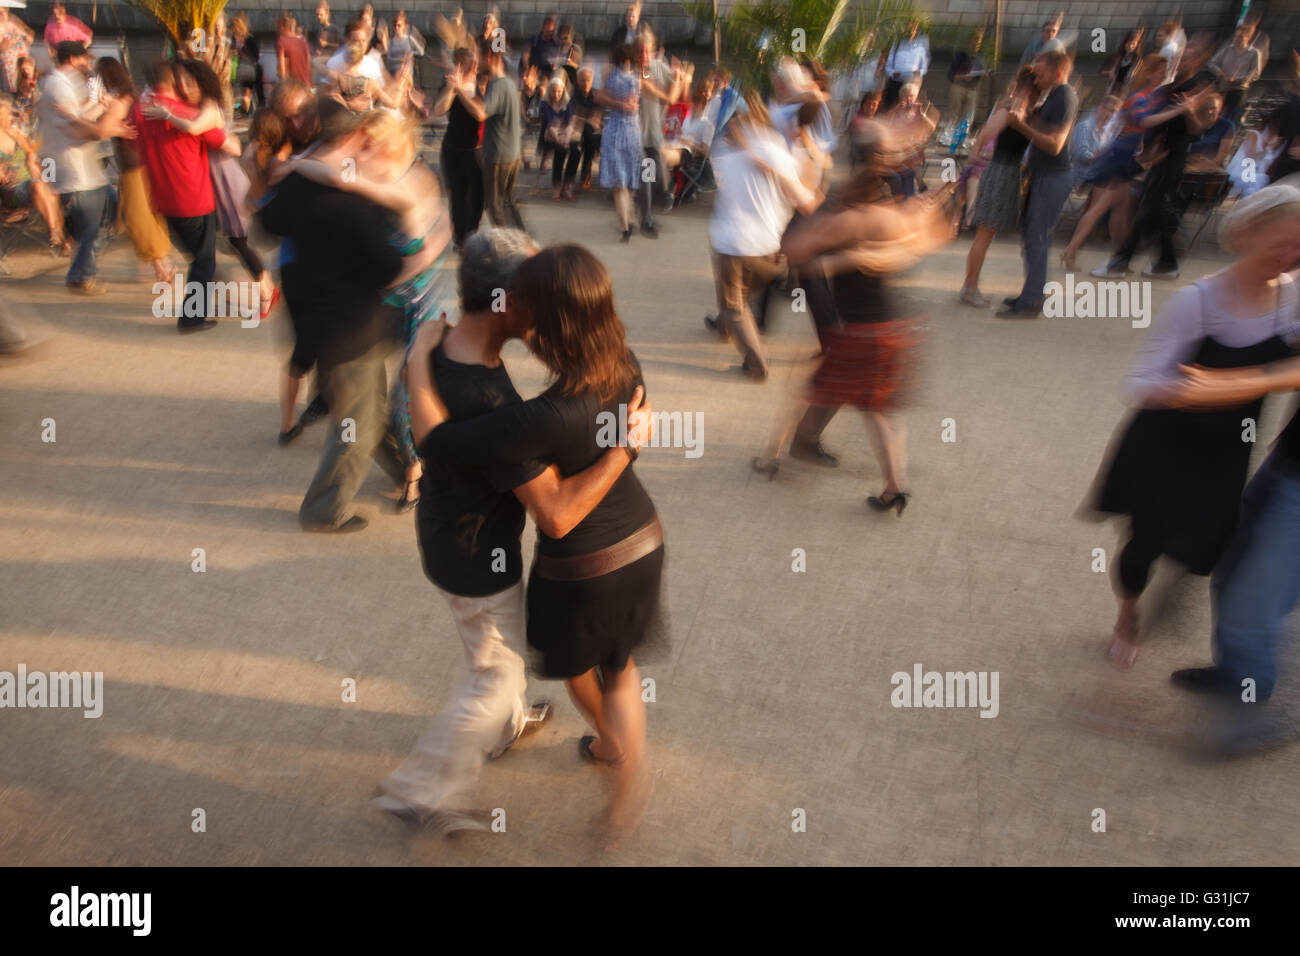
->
[259,173,404,369]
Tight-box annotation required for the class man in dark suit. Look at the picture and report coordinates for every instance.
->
[259,100,406,532]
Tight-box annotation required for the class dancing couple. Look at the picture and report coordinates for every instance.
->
[373,231,666,844]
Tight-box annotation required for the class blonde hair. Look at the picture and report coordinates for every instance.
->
[360,109,417,164]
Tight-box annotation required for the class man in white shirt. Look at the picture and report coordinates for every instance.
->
[704,95,820,380]
[325,19,386,83]
[883,19,929,109]
[37,42,118,296]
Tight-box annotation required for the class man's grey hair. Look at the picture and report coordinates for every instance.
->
[459,228,537,314]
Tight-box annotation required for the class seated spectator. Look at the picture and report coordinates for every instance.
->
[0,93,66,250]
[1227,116,1284,198]
[883,81,937,196]
[1071,94,1121,180]
[1187,93,1235,170]
[848,90,883,169]
[539,74,579,200]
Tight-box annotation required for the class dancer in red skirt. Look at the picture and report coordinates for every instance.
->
[753,120,952,515]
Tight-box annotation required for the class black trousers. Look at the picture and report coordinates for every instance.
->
[548,142,581,187]
[1111,165,1182,271]
[441,145,484,245]
[166,212,218,327]
[580,126,602,183]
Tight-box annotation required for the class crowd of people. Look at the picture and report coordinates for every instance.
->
[3,2,1300,839]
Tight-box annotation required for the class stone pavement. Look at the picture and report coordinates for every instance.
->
[2,176,1298,866]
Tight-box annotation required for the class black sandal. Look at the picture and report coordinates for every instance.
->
[579,735,621,767]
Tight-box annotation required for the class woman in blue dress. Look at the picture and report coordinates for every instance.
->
[595,43,642,242]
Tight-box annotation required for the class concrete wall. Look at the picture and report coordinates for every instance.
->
[24,1,1300,61]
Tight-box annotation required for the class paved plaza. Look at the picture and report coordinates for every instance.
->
[2,177,1298,865]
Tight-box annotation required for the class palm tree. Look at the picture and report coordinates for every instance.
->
[682,0,965,92]
[121,0,229,51]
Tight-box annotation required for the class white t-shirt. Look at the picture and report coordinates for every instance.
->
[326,48,385,81]
[36,68,108,195]
[709,128,809,257]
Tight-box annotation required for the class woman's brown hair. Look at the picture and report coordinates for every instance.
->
[514,245,636,402]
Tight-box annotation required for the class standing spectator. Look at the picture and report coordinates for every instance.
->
[0,8,34,94]
[432,46,484,246]
[524,15,561,82]
[134,60,238,331]
[1019,15,1063,70]
[996,49,1078,319]
[258,100,406,533]
[276,13,312,87]
[612,1,643,49]
[573,66,602,190]
[882,19,929,110]
[479,49,525,229]
[1102,28,1145,97]
[12,56,38,131]
[635,26,683,238]
[43,2,91,59]
[942,28,985,147]
[36,42,120,297]
[312,1,341,65]
[384,10,425,79]
[1209,22,1263,125]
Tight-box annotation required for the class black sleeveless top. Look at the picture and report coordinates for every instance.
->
[992,123,1030,163]
[443,88,482,151]
[833,269,891,325]
[1095,331,1295,574]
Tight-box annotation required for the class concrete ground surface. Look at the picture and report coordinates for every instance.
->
[2,172,1298,867]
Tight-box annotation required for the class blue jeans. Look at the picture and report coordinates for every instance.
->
[62,186,110,285]
[1211,451,1300,702]
[1014,166,1074,309]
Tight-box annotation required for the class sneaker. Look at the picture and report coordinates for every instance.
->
[1170,666,1239,697]
[1090,263,1129,278]
[1143,262,1180,280]
[489,700,553,760]
[67,279,107,296]
[426,808,492,837]
[789,438,840,467]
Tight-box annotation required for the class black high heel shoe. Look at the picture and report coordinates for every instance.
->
[866,491,909,516]
[396,479,420,513]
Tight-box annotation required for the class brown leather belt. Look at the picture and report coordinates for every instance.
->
[533,517,664,582]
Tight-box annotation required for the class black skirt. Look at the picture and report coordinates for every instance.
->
[525,545,667,680]
[1091,332,1293,575]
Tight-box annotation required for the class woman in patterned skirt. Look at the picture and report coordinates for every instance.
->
[594,43,642,241]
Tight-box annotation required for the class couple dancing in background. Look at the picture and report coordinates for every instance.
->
[372,231,666,844]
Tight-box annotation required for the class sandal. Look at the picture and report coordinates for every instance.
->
[277,423,303,447]
[579,735,622,767]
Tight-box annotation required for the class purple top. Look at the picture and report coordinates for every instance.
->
[1123,270,1300,405]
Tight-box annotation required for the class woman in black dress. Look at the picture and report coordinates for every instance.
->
[1084,186,1300,668]
[420,244,663,838]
